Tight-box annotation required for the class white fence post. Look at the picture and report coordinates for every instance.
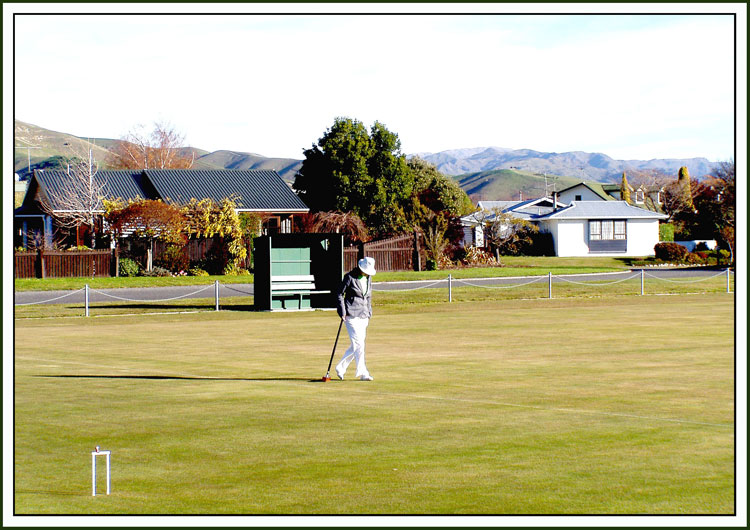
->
[641,269,645,296]
[727,268,731,293]
[85,284,90,317]
[548,272,552,299]
[448,274,452,303]
[215,280,220,311]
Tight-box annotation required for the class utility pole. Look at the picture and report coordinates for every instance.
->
[14,145,41,175]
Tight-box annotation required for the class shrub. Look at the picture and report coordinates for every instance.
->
[189,267,209,276]
[118,258,141,277]
[527,232,555,256]
[141,266,172,277]
[204,241,231,275]
[694,241,710,252]
[659,223,675,242]
[155,244,189,273]
[683,252,702,265]
[654,242,689,262]
[460,246,499,267]
[223,264,251,276]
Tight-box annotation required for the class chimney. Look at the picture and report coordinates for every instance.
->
[553,192,558,211]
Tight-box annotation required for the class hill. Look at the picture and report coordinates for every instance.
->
[195,150,302,181]
[418,146,717,182]
[14,121,113,175]
[13,120,302,183]
[15,120,719,200]
[453,169,582,202]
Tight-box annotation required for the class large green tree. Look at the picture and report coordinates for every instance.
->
[294,117,414,238]
[407,156,475,217]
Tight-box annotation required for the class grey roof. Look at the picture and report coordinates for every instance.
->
[96,170,150,202]
[474,197,568,221]
[463,196,667,225]
[547,201,668,220]
[27,169,146,211]
[144,169,308,211]
[477,200,520,211]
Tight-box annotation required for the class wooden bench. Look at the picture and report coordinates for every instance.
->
[270,275,331,310]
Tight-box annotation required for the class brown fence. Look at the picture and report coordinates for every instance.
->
[14,252,36,279]
[153,237,254,270]
[15,250,113,279]
[344,233,419,272]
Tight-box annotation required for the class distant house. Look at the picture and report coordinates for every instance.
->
[14,169,309,249]
[557,182,616,203]
[461,196,667,257]
[558,181,664,213]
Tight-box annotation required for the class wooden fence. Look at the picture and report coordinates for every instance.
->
[15,250,113,279]
[153,237,253,270]
[344,233,419,272]
[14,252,36,279]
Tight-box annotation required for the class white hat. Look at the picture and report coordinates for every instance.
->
[358,257,377,276]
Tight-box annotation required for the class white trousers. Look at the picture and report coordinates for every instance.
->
[336,317,370,378]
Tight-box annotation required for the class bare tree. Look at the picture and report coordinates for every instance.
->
[42,139,109,249]
[107,121,195,169]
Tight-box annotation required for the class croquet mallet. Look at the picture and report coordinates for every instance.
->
[322,318,344,382]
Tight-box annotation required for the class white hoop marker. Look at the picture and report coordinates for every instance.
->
[91,448,111,496]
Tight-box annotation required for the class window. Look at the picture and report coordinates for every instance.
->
[589,220,626,241]
[589,219,627,252]
[635,189,645,203]
[589,220,601,240]
[575,195,582,201]
[614,220,626,239]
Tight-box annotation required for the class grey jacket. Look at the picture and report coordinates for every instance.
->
[336,269,373,319]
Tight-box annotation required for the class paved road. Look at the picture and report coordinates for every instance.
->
[13,268,730,306]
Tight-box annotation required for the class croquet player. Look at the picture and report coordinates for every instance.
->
[335,257,376,381]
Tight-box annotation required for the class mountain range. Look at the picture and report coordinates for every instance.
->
[14,120,718,199]
[414,146,717,182]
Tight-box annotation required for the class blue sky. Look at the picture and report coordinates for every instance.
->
[7,5,743,162]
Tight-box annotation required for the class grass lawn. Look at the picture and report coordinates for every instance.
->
[12,293,735,515]
[13,274,254,292]
[13,256,641,291]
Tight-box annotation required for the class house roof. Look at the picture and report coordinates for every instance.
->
[463,197,667,225]
[22,169,153,212]
[557,181,616,201]
[18,168,309,214]
[465,197,568,223]
[144,169,308,211]
[546,201,668,220]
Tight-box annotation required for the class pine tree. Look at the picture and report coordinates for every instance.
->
[620,172,632,204]
[677,166,694,211]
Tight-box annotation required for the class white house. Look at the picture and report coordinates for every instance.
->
[461,197,668,257]
[541,201,667,257]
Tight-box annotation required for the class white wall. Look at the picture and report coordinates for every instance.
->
[542,218,661,257]
[548,219,590,257]
[626,219,660,256]
[558,186,605,203]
